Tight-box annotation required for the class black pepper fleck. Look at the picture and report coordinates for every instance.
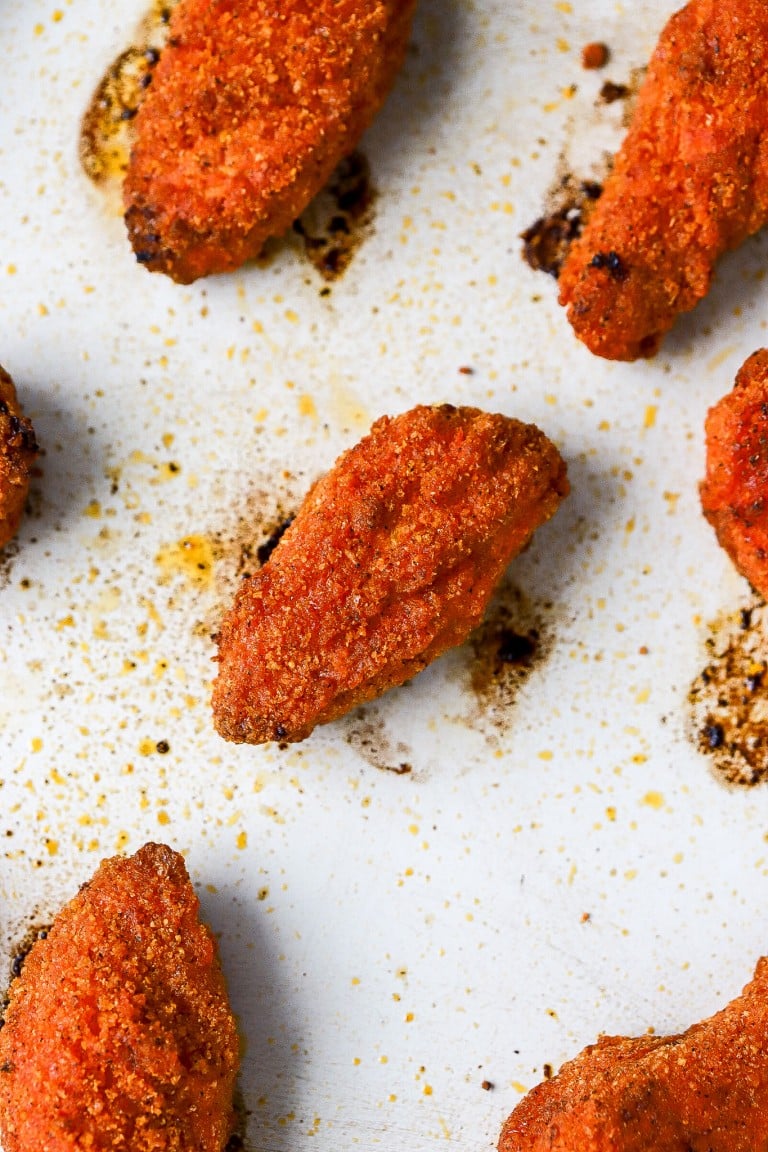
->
[590,250,628,281]
[705,723,725,749]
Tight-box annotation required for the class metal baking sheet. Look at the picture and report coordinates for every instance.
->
[2,1,768,1148]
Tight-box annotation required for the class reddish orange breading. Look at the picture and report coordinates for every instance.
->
[0,844,240,1152]
[701,349,768,598]
[559,0,768,361]
[213,404,569,744]
[123,0,416,283]
[0,366,37,549]
[499,957,768,1152]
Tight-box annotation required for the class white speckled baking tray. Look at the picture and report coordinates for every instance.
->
[2,0,768,1147]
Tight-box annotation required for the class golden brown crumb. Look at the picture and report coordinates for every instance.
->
[0,366,37,549]
[581,42,609,70]
[0,843,240,1152]
[499,957,768,1151]
[124,0,416,283]
[213,404,569,744]
[559,0,768,360]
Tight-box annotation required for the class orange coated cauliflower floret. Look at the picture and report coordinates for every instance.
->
[213,404,569,744]
[0,843,240,1152]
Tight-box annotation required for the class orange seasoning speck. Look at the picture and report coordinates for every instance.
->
[581,41,609,69]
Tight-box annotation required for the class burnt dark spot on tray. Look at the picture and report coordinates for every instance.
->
[345,707,417,777]
[205,487,302,639]
[294,151,377,281]
[80,2,179,187]
[2,923,51,1021]
[257,516,294,566]
[705,723,724,749]
[496,628,537,666]
[469,579,554,727]
[599,80,629,104]
[0,538,21,591]
[521,176,603,278]
[689,598,768,786]
[225,1086,251,1150]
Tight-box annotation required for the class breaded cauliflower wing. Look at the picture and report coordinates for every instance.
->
[499,957,768,1152]
[559,0,768,361]
[123,0,416,283]
[213,404,569,744]
[0,843,240,1152]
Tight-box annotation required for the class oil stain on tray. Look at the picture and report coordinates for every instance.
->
[689,599,768,786]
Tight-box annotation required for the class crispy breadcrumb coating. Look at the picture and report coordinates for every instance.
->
[0,366,37,549]
[0,843,240,1152]
[213,404,569,744]
[559,0,768,361]
[701,348,768,598]
[124,0,416,283]
[499,957,768,1152]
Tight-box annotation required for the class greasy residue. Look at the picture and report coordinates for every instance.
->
[156,535,216,588]
[80,2,178,190]
[345,707,414,776]
[688,600,768,786]
[469,580,553,718]
[225,1086,250,1151]
[0,539,21,592]
[618,66,647,127]
[214,505,299,585]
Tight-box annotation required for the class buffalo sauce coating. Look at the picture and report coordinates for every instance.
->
[0,843,240,1152]
[0,366,38,550]
[123,0,417,283]
[212,404,569,745]
[499,957,768,1152]
[701,348,768,599]
[558,0,768,361]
